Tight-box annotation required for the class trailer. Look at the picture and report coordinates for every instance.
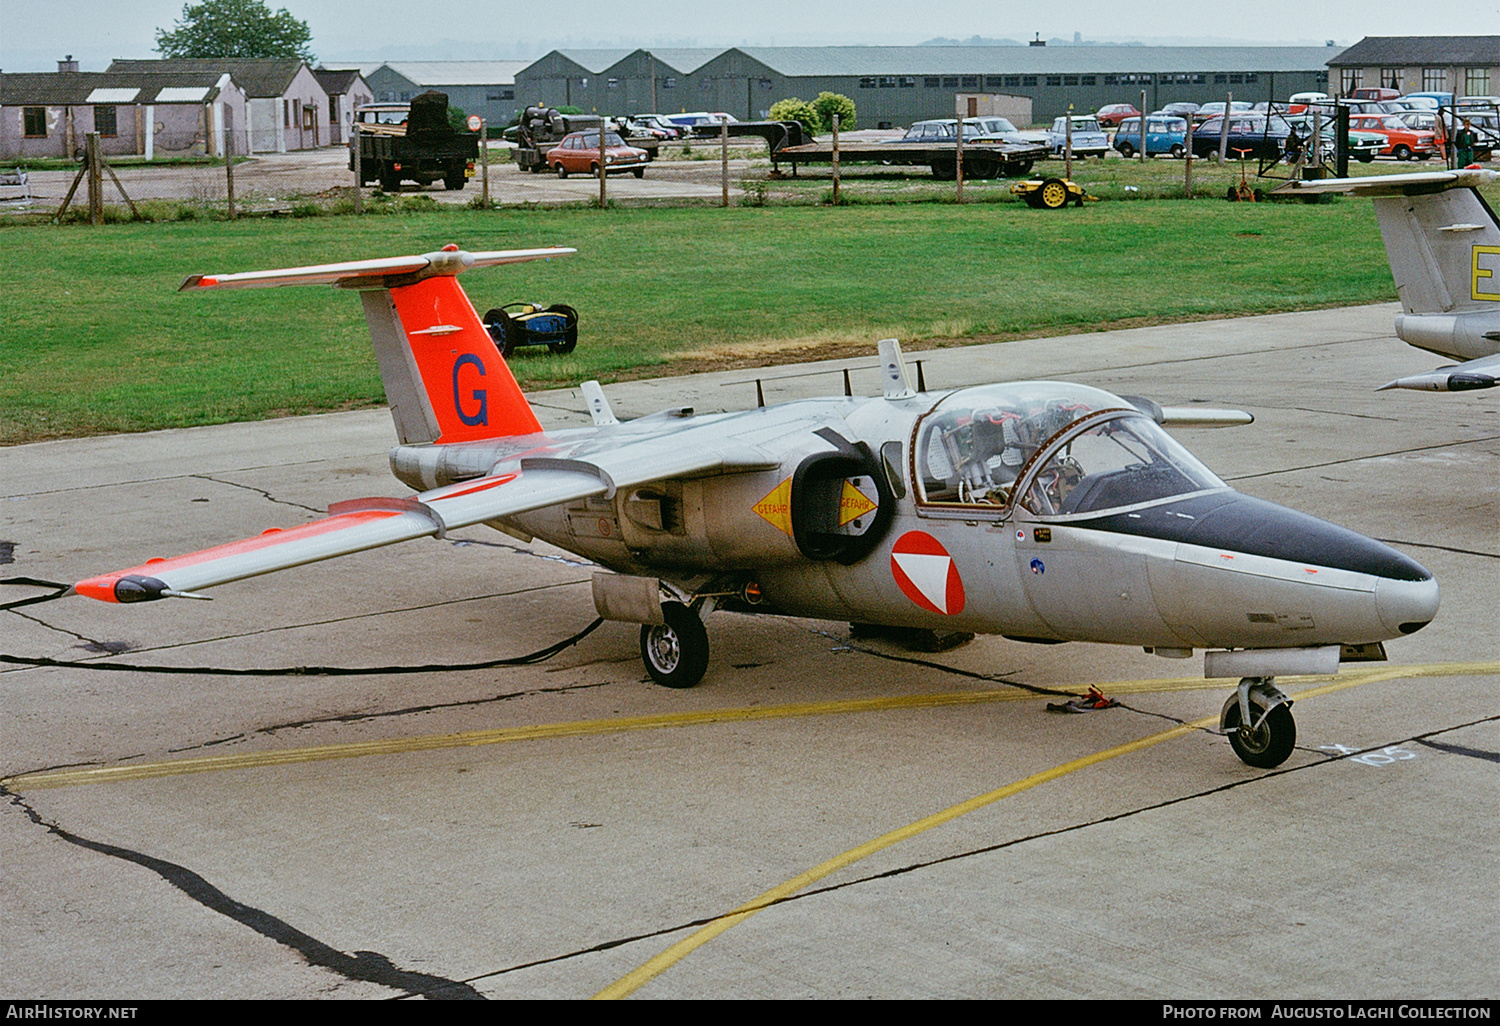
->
[770,138,1047,179]
[350,91,479,191]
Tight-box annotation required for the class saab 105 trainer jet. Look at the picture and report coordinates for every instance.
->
[70,246,1440,768]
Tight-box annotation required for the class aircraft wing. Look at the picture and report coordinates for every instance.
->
[72,440,774,604]
[1379,352,1500,392]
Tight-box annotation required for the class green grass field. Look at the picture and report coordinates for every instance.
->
[0,196,1402,444]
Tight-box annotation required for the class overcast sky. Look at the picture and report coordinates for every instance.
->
[3,0,1497,71]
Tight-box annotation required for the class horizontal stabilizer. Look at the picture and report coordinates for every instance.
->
[1378,353,1500,392]
[180,246,575,292]
[1271,169,1499,198]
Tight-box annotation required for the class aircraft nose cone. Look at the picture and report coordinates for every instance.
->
[1376,574,1441,636]
[1071,491,1439,647]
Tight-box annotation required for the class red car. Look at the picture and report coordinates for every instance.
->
[1347,114,1437,161]
[546,130,649,178]
[1095,103,1140,127]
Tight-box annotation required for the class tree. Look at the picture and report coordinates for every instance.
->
[812,92,857,133]
[768,97,822,134]
[156,0,315,61]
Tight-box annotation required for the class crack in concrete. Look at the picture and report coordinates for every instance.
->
[1225,435,1500,483]
[174,680,613,752]
[1375,538,1500,560]
[189,474,324,514]
[5,607,131,653]
[1414,737,1500,763]
[456,714,1500,994]
[3,789,484,999]
[3,580,591,670]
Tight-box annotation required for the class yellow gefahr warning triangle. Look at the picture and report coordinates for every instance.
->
[838,479,878,527]
[753,478,794,536]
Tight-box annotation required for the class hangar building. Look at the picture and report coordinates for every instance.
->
[1326,36,1500,99]
[514,45,1342,127]
[365,61,536,129]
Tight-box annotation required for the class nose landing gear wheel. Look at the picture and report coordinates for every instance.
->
[640,602,709,689]
[1225,700,1296,768]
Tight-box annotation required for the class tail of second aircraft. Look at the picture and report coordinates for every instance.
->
[1366,173,1500,321]
[181,245,574,444]
[1274,169,1500,388]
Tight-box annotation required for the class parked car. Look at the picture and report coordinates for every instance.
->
[964,116,1029,144]
[1285,113,1383,162]
[1094,103,1140,127]
[1289,91,1330,108]
[1339,100,1402,116]
[1191,112,1295,161]
[615,116,671,140]
[1111,115,1188,158]
[664,111,737,127]
[1397,110,1443,133]
[1401,92,1452,109]
[1156,101,1201,118]
[1385,98,1430,115]
[632,114,687,139]
[1346,114,1437,160]
[546,130,649,178]
[893,119,983,143]
[1194,101,1253,122]
[1041,115,1109,157]
[1350,87,1401,101]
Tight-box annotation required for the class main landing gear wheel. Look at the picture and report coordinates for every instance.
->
[1223,683,1297,768]
[640,602,709,689]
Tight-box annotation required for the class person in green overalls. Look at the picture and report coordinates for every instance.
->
[1454,118,1477,168]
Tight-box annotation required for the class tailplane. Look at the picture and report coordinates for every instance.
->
[1273,170,1500,388]
[181,245,574,442]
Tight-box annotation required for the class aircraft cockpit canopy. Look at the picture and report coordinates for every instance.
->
[915,383,1226,516]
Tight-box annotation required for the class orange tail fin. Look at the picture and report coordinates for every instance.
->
[181,246,573,444]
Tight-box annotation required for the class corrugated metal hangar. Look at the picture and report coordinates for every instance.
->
[513,45,1342,127]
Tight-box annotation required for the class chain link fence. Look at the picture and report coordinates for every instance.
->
[6,128,1480,224]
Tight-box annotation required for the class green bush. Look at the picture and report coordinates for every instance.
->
[768,97,822,134]
[813,92,857,133]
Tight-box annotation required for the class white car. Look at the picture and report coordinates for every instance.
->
[1041,115,1109,157]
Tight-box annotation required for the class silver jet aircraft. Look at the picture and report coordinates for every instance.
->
[1277,168,1500,390]
[71,246,1440,768]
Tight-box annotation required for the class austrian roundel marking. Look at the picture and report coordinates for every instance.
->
[891,530,965,616]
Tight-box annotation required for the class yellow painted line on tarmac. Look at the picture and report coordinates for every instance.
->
[0,688,1063,791]
[592,660,1500,1000]
[5,663,1494,795]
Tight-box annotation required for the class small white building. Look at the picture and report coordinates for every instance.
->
[108,58,330,153]
[0,60,249,159]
